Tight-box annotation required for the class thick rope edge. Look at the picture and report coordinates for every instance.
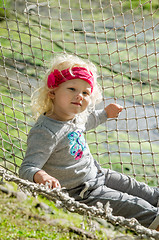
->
[0,169,158,239]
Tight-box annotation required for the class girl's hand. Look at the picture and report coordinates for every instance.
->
[33,170,61,189]
[105,103,123,118]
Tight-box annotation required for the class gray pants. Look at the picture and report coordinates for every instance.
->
[67,169,159,228]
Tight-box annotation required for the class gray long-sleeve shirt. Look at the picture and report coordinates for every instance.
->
[19,109,107,189]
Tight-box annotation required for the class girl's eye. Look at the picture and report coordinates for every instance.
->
[83,91,90,96]
[68,88,75,91]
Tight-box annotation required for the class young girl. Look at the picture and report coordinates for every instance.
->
[19,54,159,230]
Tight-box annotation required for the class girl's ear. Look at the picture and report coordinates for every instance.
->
[48,90,55,99]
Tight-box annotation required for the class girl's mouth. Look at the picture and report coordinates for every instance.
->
[71,102,82,106]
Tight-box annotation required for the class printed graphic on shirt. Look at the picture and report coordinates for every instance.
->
[67,131,86,160]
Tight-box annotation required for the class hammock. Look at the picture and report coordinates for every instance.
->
[0,0,159,238]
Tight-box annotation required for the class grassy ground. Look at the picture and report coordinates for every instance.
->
[0,182,141,240]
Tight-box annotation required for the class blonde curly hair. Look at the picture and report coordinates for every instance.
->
[31,53,102,120]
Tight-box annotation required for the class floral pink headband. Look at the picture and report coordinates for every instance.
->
[47,67,94,92]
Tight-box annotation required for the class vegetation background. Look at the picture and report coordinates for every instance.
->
[0,0,159,239]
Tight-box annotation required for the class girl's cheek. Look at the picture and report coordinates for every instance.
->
[87,96,91,101]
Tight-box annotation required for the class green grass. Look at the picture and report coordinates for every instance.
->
[0,192,81,239]
[122,0,159,13]
[0,183,135,240]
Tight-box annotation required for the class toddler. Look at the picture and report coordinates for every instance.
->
[19,54,159,230]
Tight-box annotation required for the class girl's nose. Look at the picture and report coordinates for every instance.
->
[76,92,83,100]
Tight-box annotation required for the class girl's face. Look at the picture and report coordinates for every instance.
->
[48,79,92,121]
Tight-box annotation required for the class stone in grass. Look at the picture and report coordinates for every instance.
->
[35,202,55,214]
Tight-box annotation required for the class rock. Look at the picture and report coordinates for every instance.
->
[12,191,27,201]
[34,202,54,214]
[0,183,27,201]
[113,236,134,240]
[69,226,97,239]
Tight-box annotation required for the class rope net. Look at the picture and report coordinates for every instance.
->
[0,0,159,185]
[0,0,159,236]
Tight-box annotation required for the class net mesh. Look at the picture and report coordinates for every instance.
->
[0,0,159,186]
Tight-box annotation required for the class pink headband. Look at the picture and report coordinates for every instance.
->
[47,67,94,92]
